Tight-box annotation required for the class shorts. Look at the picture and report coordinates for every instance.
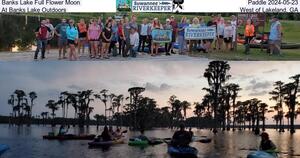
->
[79,32,87,38]
[68,39,75,45]
[89,40,99,46]
[269,40,281,45]
[224,37,232,43]
[218,35,224,39]
[58,38,68,47]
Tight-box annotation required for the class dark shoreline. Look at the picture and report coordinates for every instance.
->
[1,115,300,129]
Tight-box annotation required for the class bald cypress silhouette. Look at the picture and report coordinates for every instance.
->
[203,60,231,133]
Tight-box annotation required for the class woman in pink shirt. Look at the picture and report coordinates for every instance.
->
[87,19,101,59]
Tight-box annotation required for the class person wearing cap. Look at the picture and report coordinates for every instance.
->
[129,26,139,58]
[34,20,51,60]
[171,124,192,147]
[259,132,276,152]
[269,16,282,55]
[169,15,178,54]
[164,18,173,56]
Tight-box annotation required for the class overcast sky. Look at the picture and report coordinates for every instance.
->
[0,60,299,124]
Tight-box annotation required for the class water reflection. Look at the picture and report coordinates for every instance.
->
[0,125,299,158]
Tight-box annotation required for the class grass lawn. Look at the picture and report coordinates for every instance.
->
[191,45,300,61]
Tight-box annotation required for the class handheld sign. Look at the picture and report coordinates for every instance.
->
[184,27,216,40]
[151,29,173,43]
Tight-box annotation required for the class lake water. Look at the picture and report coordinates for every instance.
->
[0,125,299,158]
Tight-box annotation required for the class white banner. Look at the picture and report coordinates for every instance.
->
[0,0,116,13]
[185,27,216,40]
[132,0,173,12]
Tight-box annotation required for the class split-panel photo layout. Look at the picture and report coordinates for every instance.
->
[0,12,300,158]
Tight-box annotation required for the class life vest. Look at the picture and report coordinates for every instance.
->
[244,24,255,37]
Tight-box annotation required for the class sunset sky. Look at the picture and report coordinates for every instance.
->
[0,60,299,124]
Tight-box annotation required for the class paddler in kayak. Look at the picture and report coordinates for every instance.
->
[101,126,113,141]
[259,132,276,152]
[58,125,69,136]
[136,129,150,142]
[171,124,192,147]
[113,128,123,139]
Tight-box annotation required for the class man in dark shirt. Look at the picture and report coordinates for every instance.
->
[34,20,51,60]
[171,124,192,147]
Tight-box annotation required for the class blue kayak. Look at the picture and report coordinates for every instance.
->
[0,144,9,155]
[247,151,277,158]
[168,146,198,158]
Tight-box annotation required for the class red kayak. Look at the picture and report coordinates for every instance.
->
[43,134,96,140]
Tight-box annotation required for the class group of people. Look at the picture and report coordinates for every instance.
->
[96,126,123,142]
[34,14,282,60]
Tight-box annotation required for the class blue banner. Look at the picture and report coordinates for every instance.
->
[151,29,173,43]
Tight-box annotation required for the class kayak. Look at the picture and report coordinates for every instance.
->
[168,146,198,158]
[0,144,9,155]
[198,138,212,143]
[43,134,96,140]
[88,138,125,147]
[128,139,163,146]
[247,151,277,158]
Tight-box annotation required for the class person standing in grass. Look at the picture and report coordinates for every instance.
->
[97,17,104,58]
[87,19,101,59]
[108,19,119,57]
[188,17,200,53]
[177,16,188,55]
[55,19,69,59]
[224,20,233,52]
[117,19,125,56]
[244,19,255,54]
[77,19,87,57]
[230,15,237,51]
[45,19,54,54]
[170,15,178,54]
[129,27,139,58]
[217,18,225,52]
[138,18,150,54]
[164,18,173,56]
[206,16,216,53]
[101,20,113,59]
[150,18,163,56]
[269,16,282,55]
[123,17,131,57]
[34,20,51,60]
[66,19,79,61]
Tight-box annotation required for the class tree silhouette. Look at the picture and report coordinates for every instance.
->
[269,81,285,132]
[203,60,231,133]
